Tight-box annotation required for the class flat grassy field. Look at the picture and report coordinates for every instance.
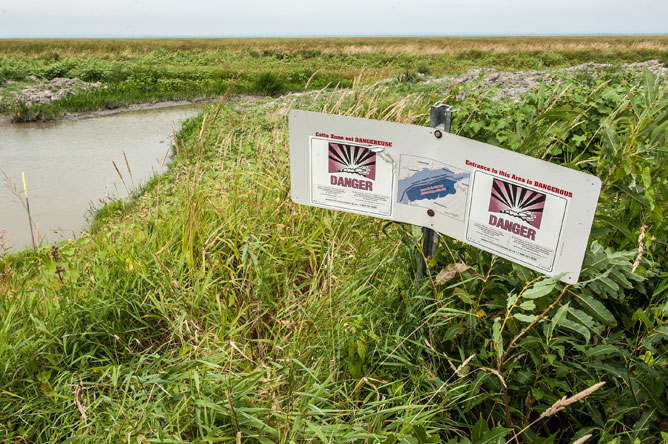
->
[1,44,667,442]
[1,36,667,120]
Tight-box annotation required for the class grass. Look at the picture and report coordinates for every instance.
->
[1,96,448,441]
[1,36,668,120]
[1,59,667,442]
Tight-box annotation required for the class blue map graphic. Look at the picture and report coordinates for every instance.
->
[398,167,469,204]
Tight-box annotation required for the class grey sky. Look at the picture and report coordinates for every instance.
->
[0,0,666,38]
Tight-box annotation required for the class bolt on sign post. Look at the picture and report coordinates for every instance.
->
[288,107,601,284]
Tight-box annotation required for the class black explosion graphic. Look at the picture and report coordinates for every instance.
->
[488,179,546,229]
[328,143,376,180]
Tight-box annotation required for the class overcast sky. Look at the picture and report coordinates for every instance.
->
[0,0,666,38]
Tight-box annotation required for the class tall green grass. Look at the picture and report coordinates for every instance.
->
[1,67,667,442]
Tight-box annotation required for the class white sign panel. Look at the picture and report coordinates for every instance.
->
[289,110,601,283]
[310,137,394,216]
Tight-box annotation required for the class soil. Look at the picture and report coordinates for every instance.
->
[11,76,104,105]
[427,60,667,102]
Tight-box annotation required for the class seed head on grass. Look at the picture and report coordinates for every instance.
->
[539,381,606,419]
[571,434,593,444]
[452,354,475,378]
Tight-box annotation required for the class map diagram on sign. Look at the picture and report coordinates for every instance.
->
[397,155,470,221]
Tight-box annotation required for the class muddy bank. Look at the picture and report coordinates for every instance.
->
[0,99,200,125]
[0,95,264,125]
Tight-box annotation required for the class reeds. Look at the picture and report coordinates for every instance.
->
[1,169,38,251]
[21,172,37,251]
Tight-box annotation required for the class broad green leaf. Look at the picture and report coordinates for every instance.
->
[588,362,626,379]
[536,106,581,121]
[193,370,200,394]
[356,339,367,360]
[632,308,654,329]
[602,124,621,155]
[566,306,598,335]
[465,372,491,410]
[443,323,465,341]
[652,277,668,298]
[585,344,626,359]
[643,67,657,104]
[475,427,512,444]
[471,416,489,442]
[513,313,538,323]
[519,300,536,311]
[597,215,635,242]
[634,377,668,415]
[575,294,617,326]
[609,268,633,289]
[453,288,475,304]
[511,262,533,282]
[559,318,591,342]
[382,434,398,444]
[523,276,560,299]
[641,166,652,189]
[614,185,650,207]
[632,408,654,434]
[305,420,328,442]
[599,275,620,292]
[412,425,440,444]
[506,293,518,309]
[492,319,503,359]
[547,303,570,338]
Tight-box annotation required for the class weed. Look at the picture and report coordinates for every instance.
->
[254,71,284,96]
[417,63,431,75]
[396,69,420,83]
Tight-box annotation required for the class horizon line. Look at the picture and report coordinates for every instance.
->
[1,32,668,40]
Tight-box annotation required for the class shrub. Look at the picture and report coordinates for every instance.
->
[254,71,284,96]
[396,69,420,83]
[417,63,431,75]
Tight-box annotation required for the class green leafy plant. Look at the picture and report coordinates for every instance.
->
[254,71,284,96]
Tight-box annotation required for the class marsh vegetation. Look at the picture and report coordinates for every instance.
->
[1,36,667,121]
[0,37,667,443]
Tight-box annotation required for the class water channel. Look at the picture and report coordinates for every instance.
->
[0,104,204,252]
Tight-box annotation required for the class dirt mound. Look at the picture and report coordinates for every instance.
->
[16,77,104,105]
[429,60,667,101]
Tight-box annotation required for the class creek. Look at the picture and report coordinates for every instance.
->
[0,104,203,252]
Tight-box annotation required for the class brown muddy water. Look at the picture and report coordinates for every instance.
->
[0,104,204,252]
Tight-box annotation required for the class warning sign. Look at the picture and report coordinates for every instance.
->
[310,139,393,216]
[289,110,601,283]
[465,173,567,272]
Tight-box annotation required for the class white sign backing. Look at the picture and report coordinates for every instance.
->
[289,110,601,283]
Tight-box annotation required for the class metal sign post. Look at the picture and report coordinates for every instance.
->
[418,104,452,280]
[288,108,601,284]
